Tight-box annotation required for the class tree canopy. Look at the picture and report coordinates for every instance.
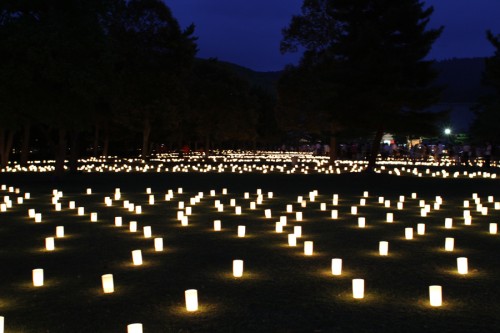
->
[278,0,444,167]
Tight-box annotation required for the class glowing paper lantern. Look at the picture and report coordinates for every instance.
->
[331,258,342,275]
[250,202,256,210]
[233,260,244,277]
[181,216,188,226]
[397,202,403,210]
[143,226,152,238]
[0,316,3,333]
[321,203,327,210]
[304,241,313,255]
[464,216,472,225]
[288,234,297,246]
[115,217,123,227]
[35,213,42,223]
[386,213,393,223]
[489,223,497,234]
[45,237,55,251]
[135,206,142,214]
[32,268,44,286]
[405,228,413,240]
[55,203,61,211]
[351,206,357,215]
[235,206,242,215]
[286,204,293,213]
[90,212,97,222]
[127,323,143,333]
[445,218,453,229]
[429,285,442,306]
[101,274,114,293]
[379,241,389,256]
[69,201,75,209]
[445,238,454,251]
[185,207,192,216]
[129,221,137,232]
[185,289,198,311]
[280,216,287,225]
[378,197,384,204]
[358,217,366,228]
[77,207,84,216]
[28,209,35,218]
[411,193,417,199]
[86,188,92,195]
[56,226,64,238]
[132,250,142,265]
[384,200,390,208]
[295,212,303,221]
[149,195,155,205]
[294,226,302,237]
[417,223,426,235]
[275,222,283,233]
[352,279,364,299]
[331,210,338,219]
[237,225,246,237]
[457,257,468,274]
[214,220,221,231]
[0,204,5,212]
[265,209,272,218]
[151,238,163,252]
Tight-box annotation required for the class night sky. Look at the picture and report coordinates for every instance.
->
[167,0,500,72]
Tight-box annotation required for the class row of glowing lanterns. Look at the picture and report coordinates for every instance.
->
[1,152,498,179]
[1,184,498,332]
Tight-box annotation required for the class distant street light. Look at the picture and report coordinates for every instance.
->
[444,128,451,135]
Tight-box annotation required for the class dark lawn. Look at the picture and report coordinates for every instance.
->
[0,172,499,332]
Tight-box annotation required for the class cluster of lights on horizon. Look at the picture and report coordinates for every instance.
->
[0,151,498,179]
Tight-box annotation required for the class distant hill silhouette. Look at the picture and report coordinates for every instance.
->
[218,57,493,104]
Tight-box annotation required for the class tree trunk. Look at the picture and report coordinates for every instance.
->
[366,128,384,172]
[102,131,110,158]
[142,116,151,160]
[204,134,210,157]
[0,128,15,169]
[93,123,100,157]
[68,131,79,173]
[329,135,338,164]
[20,122,31,167]
[54,128,67,178]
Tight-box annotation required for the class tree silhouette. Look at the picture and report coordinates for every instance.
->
[280,0,443,168]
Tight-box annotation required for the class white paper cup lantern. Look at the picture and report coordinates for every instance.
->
[358,217,366,228]
[233,260,244,277]
[0,316,3,333]
[132,250,142,265]
[230,199,236,206]
[154,238,163,251]
[397,202,403,210]
[321,202,327,210]
[331,210,338,219]
[331,258,342,275]
[379,241,389,256]
[288,234,297,246]
[90,212,97,222]
[101,274,114,293]
[275,222,283,233]
[28,208,35,218]
[78,207,84,216]
[429,285,442,306]
[135,206,142,214]
[45,237,55,251]
[115,216,123,227]
[143,226,152,238]
[86,188,92,195]
[295,212,303,221]
[181,216,188,226]
[445,238,454,251]
[464,216,472,225]
[445,218,453,229]
[265,209,272,218]
[127,323,143,333]
[489,223,498,234]
[237,225,246,237]
[294,226,302,237]
[280,216,287,225]
[129,221,137,232]
[286,204,293,213]
[32,268,44,286]
[384,200,390,208]
[304,241,314,255]
[35,213,42,223]
[351,206,357,215]
[214,220,221,231]
[417,223,426,235]
[386,213,393,223]
[457,257,468,274]
[405,228,413,240]
[56,226,64,238]
[352,279,365,299]
[235,206,242,215]
[378,197,384,204]
[69,201,75,209]
[185,289,198,311]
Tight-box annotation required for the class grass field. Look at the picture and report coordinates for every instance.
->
[0,171,499,332]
